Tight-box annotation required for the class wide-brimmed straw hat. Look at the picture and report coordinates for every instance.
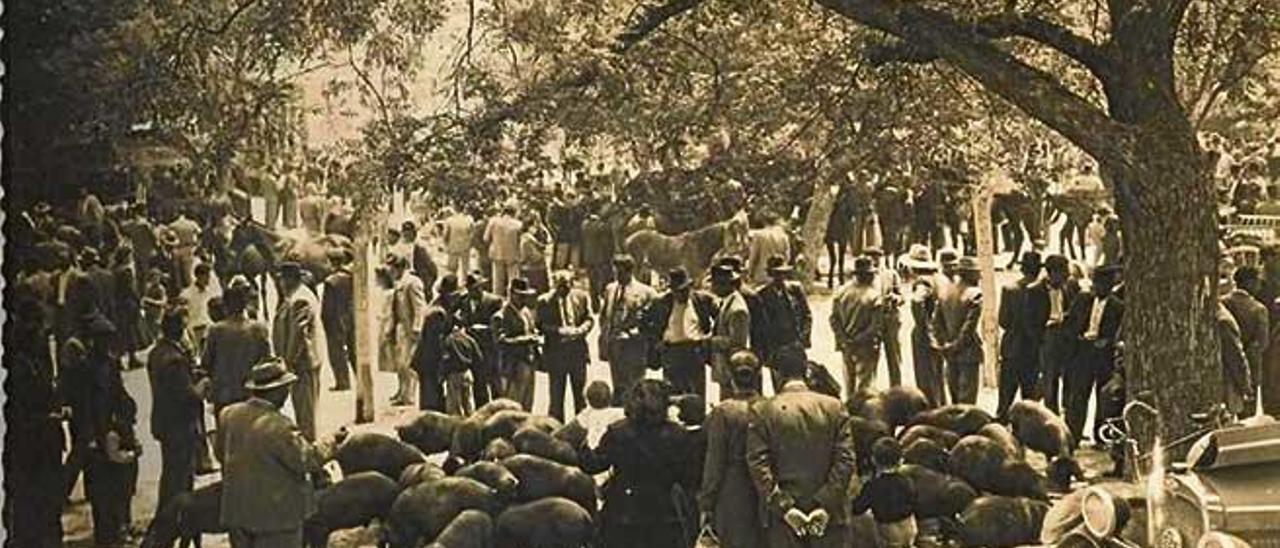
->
[900,244,936,271]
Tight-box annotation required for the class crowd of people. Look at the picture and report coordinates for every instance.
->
[4,174,1277,548]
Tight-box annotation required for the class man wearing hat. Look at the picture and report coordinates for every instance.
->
[272,260,322,440]
[996,251,1045,418]
[708,264,752,392]
[600,254,659,404]
[537,270,596,422]
[756,255,812,386]
[1027,254,1080,413]
[1222,264,1269,417]
[457,271,505,406]
[218,358,344,548]
[1063,264,1124,447]
[388,254,427,406]
[1216,258,1256,417]
[903,244,946,406]
[716,255,769,363]
[931,257,984,405]
[413,274,464,412]
[642,267,717,399]
[147,307,209,513]
[495,277,542,409]
[321,248,356,391]
[866,247,905,387]
[831,256,883,398]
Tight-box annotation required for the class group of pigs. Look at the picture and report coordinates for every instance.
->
[145,399,603,548]
[848,386,1086,547]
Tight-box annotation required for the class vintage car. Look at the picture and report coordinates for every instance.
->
[1043,404,1280,548]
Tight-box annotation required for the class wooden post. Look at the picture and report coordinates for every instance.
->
[974,169,1016,388]
[353,220,375,423]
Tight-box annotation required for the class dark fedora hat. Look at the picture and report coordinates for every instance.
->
[275,259,304,276]
[464,270,489,289]
[710,264,740,283]
[766,255,794,275]
[80,311,117,337]
[667,267,692,290]
[612,254,636,267]
[956,256,981,272]
[508,277,537,296]
[244,357,298,391]
[715,255,746,273]
[438,273,461,295]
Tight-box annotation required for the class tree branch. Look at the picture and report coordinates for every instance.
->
[975,13,1115,77]
[815,0,1129,164]
[614,0,707,53]
[195,0,261,36]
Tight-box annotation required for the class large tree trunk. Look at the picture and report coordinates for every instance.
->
[1107,122,1221,448]
[801,179,836,288]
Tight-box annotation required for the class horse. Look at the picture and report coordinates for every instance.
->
[873,184,911,269]
[825,184,872,288]
[623,211,749,286]
[991,189,1043,268]
[1046,191,1106,260]
[229,220,354,315]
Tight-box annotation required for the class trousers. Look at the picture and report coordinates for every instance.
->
[607,338,649,406]
[502,362,536,411]
[911,330,946,407]
[1040,325,1073,413]
[841,346,879,399]
[946,359,979,404]
[997,353,1042,418]
[661,342,707,400]
[882,324,903,386]
[323,322,355,390]
[157,436,196,513]
[491,260,520,295]
[1064,345,1115,447]
[291,370,320,441]
[548,360,588,423]
[447,250,471,280]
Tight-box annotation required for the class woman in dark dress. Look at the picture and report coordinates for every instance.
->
[579,379,695,548]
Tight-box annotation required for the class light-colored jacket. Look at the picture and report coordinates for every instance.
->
[710,291,751,384]
[443,213,475,254]
[217,398,324,532]
[391,273,428,368]
[272,286,320,372]
[830,281,882,353]
[484,215,524,262]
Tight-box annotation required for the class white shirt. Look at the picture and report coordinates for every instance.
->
[575,407,626,449]
[1047,286,1064,325]
[1084,296,1107,340]
[663,298,704,343]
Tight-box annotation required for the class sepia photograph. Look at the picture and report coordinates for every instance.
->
[4,0,1280,547]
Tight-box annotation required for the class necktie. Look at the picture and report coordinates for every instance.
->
[611,285,625,328]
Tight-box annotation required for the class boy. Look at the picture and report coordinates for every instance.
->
[571,381,625,449]
[851,437,918,548]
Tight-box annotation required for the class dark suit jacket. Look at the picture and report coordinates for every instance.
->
[458,291,504,371]
[579,418,696,525]
[493,303,540,372]
[1065,290,1124,351]
[1026,278,1080,334]
[203,316,272,407]
[1222,289,1270,378]
[321,268,354,333]
[147,338,204,442]
[413,304,454,377]
[580,217,615,265]
[754,281,812,357]
[746,382,855,525]
[411,241,438,295]
[999,277,1037,362]
[536,289,594,371]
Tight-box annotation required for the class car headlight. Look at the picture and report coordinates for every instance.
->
[1197,532,1252,548]
[1083,487,1131,539]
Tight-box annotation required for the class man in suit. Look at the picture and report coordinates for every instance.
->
[708,264,751,393]
[394,220,438,301]
[746,356,855,548]
[1029,254,1079,413]
[442,207,476,279]
[537,270,595,422]
[997,251,1044,418]
[457,272,504,406]
[271,261,321,440]
[484,205,524,295]
[600,254,658,405]
[147,308,209,512]
[204,284,272,420]
[831,256,882,398]
[1063,264,1124,447]
[495,277,541,410]
[217,359,342,548]
[1222,264,1269,415]
[642,268,717,400]
[320,249,356,391]
[389,254,427,406]
[413,275,463,412]
[119,205,157,287]
[932,257,984,405]
[867,247,905,387]
[754,255,812,372]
